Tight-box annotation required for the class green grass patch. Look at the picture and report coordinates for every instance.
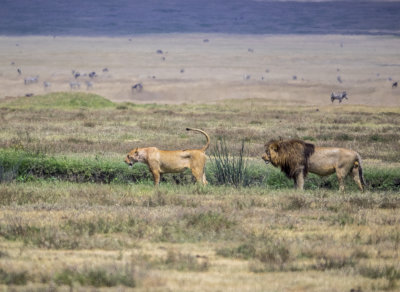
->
[0,268,28,285]
[0,92,115,110]
[1,149,400,191]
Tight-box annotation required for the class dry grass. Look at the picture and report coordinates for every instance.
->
[0,182,399,291]
[0,92,399,290]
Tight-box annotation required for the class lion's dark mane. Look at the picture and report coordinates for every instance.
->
[265,139,315,179]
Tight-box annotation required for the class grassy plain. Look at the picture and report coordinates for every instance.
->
[0,92,399,291]
[0,34,400,291]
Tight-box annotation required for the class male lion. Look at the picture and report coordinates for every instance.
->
[125,128,210,186]
[262,139,366,192]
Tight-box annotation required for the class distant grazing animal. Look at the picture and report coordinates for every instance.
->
[69,81,80,89]
[125,128,210,186]
[24,76,39,85]
[337,76,343,83]
[17,68,21,75]
[43,81,51,89]
[89,72,96,78]
[393,82,398,88]
[72,70,80,79]
[85,80,93,89]
[262,139,365,192]
[131,83,143,93]
[331,91,348,103]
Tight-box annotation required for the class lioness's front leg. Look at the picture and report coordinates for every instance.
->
[150,169,161,186]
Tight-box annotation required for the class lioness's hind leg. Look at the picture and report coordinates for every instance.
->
[192,167,206,185]
[202,172,208,184]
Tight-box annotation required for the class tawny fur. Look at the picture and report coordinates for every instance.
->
[262,139,365,191]
[125,128,210,186]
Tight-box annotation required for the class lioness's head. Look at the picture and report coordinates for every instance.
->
[125,148,145,167]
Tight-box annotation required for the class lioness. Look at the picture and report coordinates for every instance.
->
[262,139,366,192]
[125,128,210,185]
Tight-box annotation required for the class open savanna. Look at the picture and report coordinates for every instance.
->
[0,92,400,291]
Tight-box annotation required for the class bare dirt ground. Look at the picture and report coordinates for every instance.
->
[0,34,399,106]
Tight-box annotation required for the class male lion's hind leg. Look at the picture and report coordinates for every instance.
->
[351,166,364,192]
[336,166,352,192]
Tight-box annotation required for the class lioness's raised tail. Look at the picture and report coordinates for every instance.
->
[186,128,210,152]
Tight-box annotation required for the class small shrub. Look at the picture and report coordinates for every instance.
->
[313,254,356,271]
[0,163,20,183]
[0,268,28,285]
[216,243,256,260]
[335,133,353,141]
[359,264,400,290]
[54,266,135,287]
[218,239,292,272]
[210,139,251,187]
[164,250,208,271]
[185,211,236,233]
[281,195,308,211]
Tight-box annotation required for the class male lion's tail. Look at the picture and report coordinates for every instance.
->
[186,128,210,152]
[355,153,367,188]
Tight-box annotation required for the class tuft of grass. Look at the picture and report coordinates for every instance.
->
[164,250,208,272]
[210,139,251,187]
[185,211,236,233]
[0,269,28,285]
[54,266,135,288]
[359,264,400,290]
[218,238,292,272]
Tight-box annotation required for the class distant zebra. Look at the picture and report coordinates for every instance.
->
[131,83,143,93]
[392,82,398,88]
[24,76,39,85]
[331,91,348,103]
[69,81,80,89]
[43,81,51,89]
[85,80,93,90]
[72,70,80,79]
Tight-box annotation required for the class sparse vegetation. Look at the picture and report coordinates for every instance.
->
[0,93,399,290]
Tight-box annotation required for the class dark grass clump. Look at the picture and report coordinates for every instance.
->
[210,139,251,187]
[54,266,135,288]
